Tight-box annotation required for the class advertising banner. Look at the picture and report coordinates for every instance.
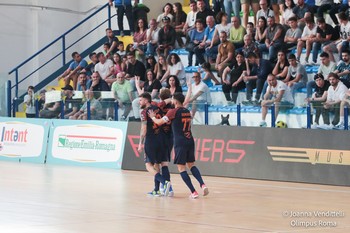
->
[47,120,127,168]
[122,122,350,186]
[0,117,50,163]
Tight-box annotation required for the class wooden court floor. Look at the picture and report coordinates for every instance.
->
[0,161,349,233]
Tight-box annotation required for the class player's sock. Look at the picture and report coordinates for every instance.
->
[155,172,166,185]
[161,166,170,181]
[180,171,195,193]
[190,166,204,187]
[154,176,160,191]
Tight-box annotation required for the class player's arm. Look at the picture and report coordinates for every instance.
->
[148,109,167,126]
[138,121,147,152]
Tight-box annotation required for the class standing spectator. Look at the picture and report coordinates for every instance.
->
[157,3,174,28]
[125,51,146,88]
[94,52,115,85]
[23,86,36,118]
[259,74,294,127]
[108,0,137,36]
[161,53,186,86]
[319,72,348,129]
[173,2,187,48]
[221,52,247,104]
[296,16,316,63]
[323,12,350,62]
[229,16,246,49]
[306,73,330,129]
[157,16,176,58]
[166,75,183,95]
[224,0,241,23]
[242,52,273,105]
[284,53,308,97]
[306,52,336,98]
[256,0,275,22]
[258,16,284,62]
[37,90,46,112]
[334,50,350,88]
[334,89,350,130]
[215,31,235,77]
[284,16,302,51]
[105,28,119,57]
[111,72,134,120]
[58,52,88,90]
[242,0,260,27]
[308,17,339,65]
[187,19,206,67]
[196,0,214,25]
[145,19,160,56]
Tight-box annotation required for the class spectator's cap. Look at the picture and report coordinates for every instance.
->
[39,89,47,94]
[314,73,324,80]
[61,85,74,91]
[162,16,170,22]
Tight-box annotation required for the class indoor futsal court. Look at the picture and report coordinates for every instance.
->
[0,161,349,233]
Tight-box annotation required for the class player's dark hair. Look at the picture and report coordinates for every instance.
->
[159,88,171,100]
[139,92,152,103]
[172,93,185,104]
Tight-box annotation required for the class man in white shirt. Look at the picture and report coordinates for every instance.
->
[256,0,274,22]
[334,89,350,130]
[94,52,115,85]
[186,71,212,118]
[145,19,160,57]
[183,1,198,36]
[259,74,294,127]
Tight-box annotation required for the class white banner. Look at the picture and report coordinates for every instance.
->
[45,91,62,104]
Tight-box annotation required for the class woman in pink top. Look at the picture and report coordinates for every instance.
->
[111,53,126,76]
[133,18,147,52]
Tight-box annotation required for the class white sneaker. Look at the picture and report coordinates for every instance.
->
[317,124,334,130]
[259,121,267,127]
[333,122,345,130]
[310,123,319,129]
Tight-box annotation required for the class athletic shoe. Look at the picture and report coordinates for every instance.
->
[333,122,345,130]
[317,124,334,130]
[159,183,164,195]
[190,191,199,199]
[201,184,209,196]
[168,185,174,197]
[259,121,267,127]
[163,181,171,196]
[147,190,161,197]
[310,123,319,129]
[242,100,253,106]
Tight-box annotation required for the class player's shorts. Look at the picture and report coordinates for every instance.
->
[164,133,173,162]
[173,143,195,165]
[144,141,168,164]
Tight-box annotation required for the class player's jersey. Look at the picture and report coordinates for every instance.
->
[156,101,173,135]
[163,107,194,146]
[141,105,164,143]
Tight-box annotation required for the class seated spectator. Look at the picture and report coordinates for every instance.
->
[145,55,157,71]
[306,52,336,98]
[258,16,284,62]
[157,3,174,28]
[125,51,146,89]
[186,71,212,118]
[292,0,312,29]
[187,19,206,66]
[37,89,46,112]
[125,43,144,62]
[133,18,147,53]
[323,12,350,62]
[259,74,294,127]
[90,71,111,119]
[105,28,119,58]
[111,72,134,120]
[157,16,176,58]
[319,72,348,129]
[161,53,186,86]
[145,19,160,57]
[94,52,115,85]
[284,54,308,97]
[334,89,350,130]
[213,12,231,40]
[132,70,163,120]
[313,0,332,19]
[23,86,36,118]
[154,55,167,80]
[58,52,88,90]
[215,31,235,77]
[182,0,198,40]
[241,34,259,57]
[328,1,349,26]
[281,0,296,27]
[296,16,316,63]
[200,62,220,87]
[306,73,330,129]
[221,52,247,104]
[81,52,98,76]
[77,72,92,91]
[229,16,246,49]
[242,52,273,105]
[103,42,112,58]
[117,41,126,57]
[70,90,102,120]
[111,53,126,77]
[39,91,61,119]
[195,0,214,26]
[284,16,302,51]
[255,16,268,47]
[246,22,255,39]
[60,85,79,119]
[173,2,187,48]
[256,0,275,23]
[166,75,183,95]
[198,16,217,64]
[334,50,350,88]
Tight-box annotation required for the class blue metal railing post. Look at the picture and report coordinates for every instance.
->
[15,70,19,97]
[87,100,91,120]
[204,102,208,125]
[271,104,276,127]
[345,106,349,130]
[114,101,119,121]
[237,104,241,126]
[35,99,39,118]
[306,104,311,129]
[60,100,65,119]
[12,98,17,118]
[7,80,11,117]
[62,36,66,66]
[108,4,112,29]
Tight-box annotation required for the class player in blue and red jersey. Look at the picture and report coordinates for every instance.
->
[149,92,209,199]
[137,92,171,196]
